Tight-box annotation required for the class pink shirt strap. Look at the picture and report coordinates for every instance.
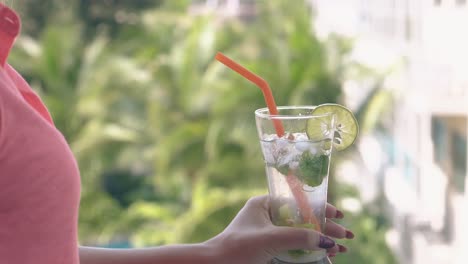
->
[0,3,20,67]
[0,4,53,125]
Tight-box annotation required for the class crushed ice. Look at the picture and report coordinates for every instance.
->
[260,133,320,167]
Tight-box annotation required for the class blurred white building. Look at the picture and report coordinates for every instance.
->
[311,0,468,263]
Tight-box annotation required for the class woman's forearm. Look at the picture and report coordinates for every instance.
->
[79,242,219,264]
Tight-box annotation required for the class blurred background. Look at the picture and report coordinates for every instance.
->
[7,0,468,263]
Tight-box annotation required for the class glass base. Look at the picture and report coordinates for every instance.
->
[270,257,332,264]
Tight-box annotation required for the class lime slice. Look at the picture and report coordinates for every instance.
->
[307,104,358,151]
[304,115,334,142]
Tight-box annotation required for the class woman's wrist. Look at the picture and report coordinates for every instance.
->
[193,241,222,263]
[79,242,222,264]
[199,237,225,263]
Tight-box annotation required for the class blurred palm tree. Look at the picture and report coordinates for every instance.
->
[124,0,345,245]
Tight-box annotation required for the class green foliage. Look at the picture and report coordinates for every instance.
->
[332,188,398,264]
[333,209,397,264]
[9,0,396,262]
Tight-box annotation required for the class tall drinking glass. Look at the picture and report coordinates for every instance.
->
[255,106,335,264]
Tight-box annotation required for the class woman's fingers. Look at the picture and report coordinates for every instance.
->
[328,244,348,258]
[325,203,344,219]
[324,220,354,239]
[266,224,352,257]
[267,226,337,252]
[324,204,355,240]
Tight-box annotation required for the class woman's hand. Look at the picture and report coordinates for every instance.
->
[205,195,354,264]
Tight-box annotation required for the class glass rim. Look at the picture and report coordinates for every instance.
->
[255,106,333,120]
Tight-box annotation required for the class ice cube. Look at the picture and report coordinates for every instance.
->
[263,133,278,141]
[295,141,311,152]
[309,147,318,155]
[293,133,309,141]
[261,141,276,165]
[289,161,299,170]
[276,138,289,149]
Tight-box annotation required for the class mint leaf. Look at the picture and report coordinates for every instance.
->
[297,152,329,186]
[277,164,290,176]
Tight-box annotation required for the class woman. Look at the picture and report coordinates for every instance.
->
[0,3,353,263]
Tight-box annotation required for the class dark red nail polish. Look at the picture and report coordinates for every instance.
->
[319,236,336,249]
[328,253,337,258]
[338,244,347,252]
[345,230,355,239]
[335,210,344,219]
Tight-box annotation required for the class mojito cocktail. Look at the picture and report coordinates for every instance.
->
[256,106,335,263]
[214,52,358,264]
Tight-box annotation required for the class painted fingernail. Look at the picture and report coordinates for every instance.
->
[319,236,336,249]
[338,244,347,252]
[345,230,355,239]
[328,253,337,258]
[335,210,344,219]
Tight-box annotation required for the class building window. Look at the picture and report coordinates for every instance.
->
[431,117,447,164]
[451,132,466,193]
[431,116,467,194]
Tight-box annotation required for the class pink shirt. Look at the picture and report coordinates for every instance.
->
[0,4,81,263]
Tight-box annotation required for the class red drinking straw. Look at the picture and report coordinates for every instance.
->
[215,52,285,137]
[215,52,321,232]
